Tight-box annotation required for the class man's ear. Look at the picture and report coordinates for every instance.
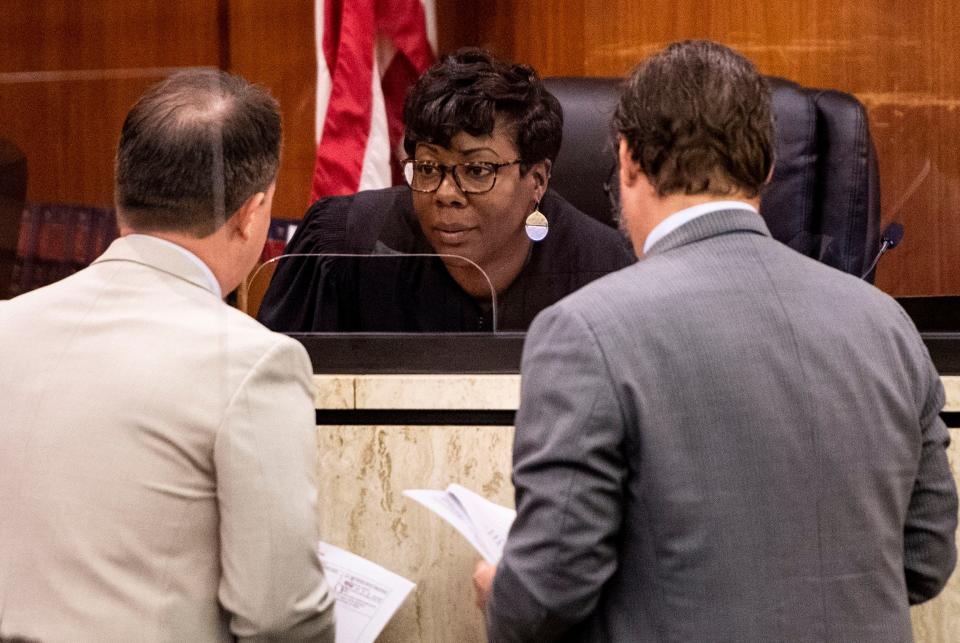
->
[618,139,641,188]
[230,191,267,240]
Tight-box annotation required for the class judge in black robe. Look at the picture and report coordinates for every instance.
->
[257,49,637,333]
[257,185,634,332]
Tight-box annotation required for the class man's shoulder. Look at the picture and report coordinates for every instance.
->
[136,295,313,402]
[303,185,408,219]
[0,264,102,334]
[760,237,909,318]
[556,238,916,340]
[214,302,311,366]
[533,261,645,333]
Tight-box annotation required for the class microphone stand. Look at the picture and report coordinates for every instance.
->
[861,222,904,280]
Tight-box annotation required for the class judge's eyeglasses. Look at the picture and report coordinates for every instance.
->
[402,159,521,194]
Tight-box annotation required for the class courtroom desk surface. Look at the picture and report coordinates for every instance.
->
[945,375,959,411]
[312,374,960,643]
[313,374,521,410]
[314,374,960,412]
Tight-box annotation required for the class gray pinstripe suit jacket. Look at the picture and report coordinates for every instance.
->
[487,209,957,642]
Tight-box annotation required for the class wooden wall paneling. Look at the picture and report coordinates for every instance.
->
[0,0,222,73]
[0,0,222,206]
[436,2,488,56]
[436,0,517,59]
[5,0,953,293]
[226,0,317,220]
[495,0,588,76]
[596,0,957,297]
[872,0,960,295]
[1,80,165,205]
[437,0,587,73]
[439,0,960,296]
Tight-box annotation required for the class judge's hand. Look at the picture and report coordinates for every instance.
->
[472,560,497,611]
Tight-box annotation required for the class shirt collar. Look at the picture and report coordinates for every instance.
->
[125,234,223,299]
[643,200,759,255]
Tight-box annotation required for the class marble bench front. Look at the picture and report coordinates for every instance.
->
[312,374,960,643]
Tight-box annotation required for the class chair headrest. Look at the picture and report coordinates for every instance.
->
[543,77,621,228]
[543,76,881,279]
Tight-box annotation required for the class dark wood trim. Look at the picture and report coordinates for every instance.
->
[897,296,960,333]
[921,333,960,376]
[294,332,525,374]
[294,332,959,376]
[292,298,960,376]
[316,409,515,426]
[313,409,959,428]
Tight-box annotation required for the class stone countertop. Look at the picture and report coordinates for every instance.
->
[944,376,959,412]
[313,374,521,410]
[315,374,959,413]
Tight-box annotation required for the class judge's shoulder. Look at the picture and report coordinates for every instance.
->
[538,189,636,271]
[286,186,411,255]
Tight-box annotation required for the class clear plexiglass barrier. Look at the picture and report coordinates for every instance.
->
[248,252,502,334]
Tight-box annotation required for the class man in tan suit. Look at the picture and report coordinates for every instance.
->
[0,70,335,641]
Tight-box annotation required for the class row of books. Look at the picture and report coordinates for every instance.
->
[2,204,298,299]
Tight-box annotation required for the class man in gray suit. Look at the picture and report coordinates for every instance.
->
[473,40,956,641]
[0,70,335,641]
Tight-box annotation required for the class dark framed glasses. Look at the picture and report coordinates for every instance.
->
[402,159,521,194]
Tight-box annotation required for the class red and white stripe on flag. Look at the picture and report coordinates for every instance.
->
[312,0,436,202]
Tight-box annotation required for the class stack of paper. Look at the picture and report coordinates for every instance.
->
[318,541,416,643]
[403,483,516,564]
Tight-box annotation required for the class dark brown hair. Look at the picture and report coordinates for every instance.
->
[115,68,281,237]
[613,40,773,198]
[402,48,562,171]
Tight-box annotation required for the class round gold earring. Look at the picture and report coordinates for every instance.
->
[525,203,548,242]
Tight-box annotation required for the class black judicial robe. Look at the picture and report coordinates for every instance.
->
[257,186,635,332]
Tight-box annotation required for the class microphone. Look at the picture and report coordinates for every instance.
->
[860,222,904,280]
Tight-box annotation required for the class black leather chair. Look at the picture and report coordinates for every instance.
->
[543,76,881,281]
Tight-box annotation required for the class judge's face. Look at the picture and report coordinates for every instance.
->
[410,120,547,280]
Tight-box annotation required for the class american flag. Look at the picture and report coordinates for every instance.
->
[311,0,436,202]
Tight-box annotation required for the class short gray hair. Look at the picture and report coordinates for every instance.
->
[115,68,281,237]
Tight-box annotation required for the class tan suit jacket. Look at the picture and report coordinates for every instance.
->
[0,236,335,642]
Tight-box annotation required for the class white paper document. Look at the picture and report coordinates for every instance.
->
[317,541,416,643]
[403,483,516,564]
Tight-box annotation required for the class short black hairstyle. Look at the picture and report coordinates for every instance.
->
[115,68,282,237]
[613,40,774,198]
[402,48,563,170]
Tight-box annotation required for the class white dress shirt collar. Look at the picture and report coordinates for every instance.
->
[643,200,759,255]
